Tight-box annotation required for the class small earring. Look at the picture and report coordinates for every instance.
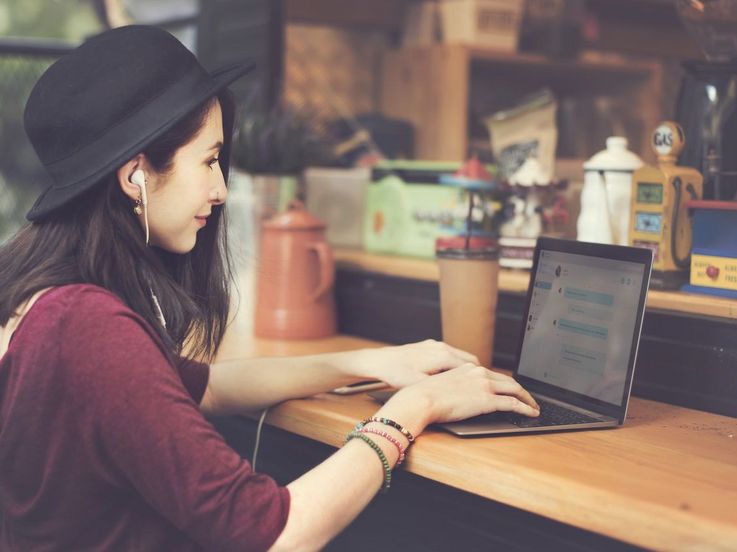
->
[134,196,143,215]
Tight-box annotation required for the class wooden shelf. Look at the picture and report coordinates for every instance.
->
[334,248,737,320]
[380,44,662,162]
[467,47,658,76]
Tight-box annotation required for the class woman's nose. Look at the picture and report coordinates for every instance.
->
[210,174,227,205]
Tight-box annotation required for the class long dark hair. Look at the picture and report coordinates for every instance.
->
[0,92,236,363]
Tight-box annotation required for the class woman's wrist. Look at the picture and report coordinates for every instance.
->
[358,425,408,464]
[337,347,384,381]
[376,386,434,438]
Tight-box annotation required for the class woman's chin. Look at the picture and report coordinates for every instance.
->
[150,235,197,255]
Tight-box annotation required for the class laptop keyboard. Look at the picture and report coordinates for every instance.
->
[503,398,602,428]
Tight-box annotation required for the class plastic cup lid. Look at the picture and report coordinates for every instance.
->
[436,247,499,260]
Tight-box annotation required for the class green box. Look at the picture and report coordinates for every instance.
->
[363,161,496,258]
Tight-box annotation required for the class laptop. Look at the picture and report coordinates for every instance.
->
[375,237,653,436]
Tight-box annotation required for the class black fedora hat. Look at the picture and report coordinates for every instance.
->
[24,25,254,221]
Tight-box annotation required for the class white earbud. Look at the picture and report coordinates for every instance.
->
[130,169,150,245]
[130,169,147,205]
[129,168,163,326]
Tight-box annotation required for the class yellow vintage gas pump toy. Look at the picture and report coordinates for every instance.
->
[628,122,703,289]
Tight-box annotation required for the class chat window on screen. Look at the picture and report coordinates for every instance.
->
[519,250,644,405]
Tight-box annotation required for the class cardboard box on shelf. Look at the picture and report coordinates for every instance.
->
[439,0,524,51]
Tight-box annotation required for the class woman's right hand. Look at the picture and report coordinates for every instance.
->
[378,363,540,437]
[273,365,540,551]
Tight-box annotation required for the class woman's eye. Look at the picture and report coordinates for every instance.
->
[208,157,219,169]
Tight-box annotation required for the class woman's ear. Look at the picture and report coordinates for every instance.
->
[117,154,148,202]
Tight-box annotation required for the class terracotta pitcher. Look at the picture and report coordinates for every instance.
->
[254,200,337,339]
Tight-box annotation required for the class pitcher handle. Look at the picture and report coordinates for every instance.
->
[598,170,616,244]
[308,242,335,301]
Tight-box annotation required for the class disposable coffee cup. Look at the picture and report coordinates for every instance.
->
[436,247,500,368]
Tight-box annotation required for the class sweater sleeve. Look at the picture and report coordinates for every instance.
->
[59,288,289,552]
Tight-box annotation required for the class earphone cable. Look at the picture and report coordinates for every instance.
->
[143,201,150,245]
[252,407,269,472]
[150,290,166,328]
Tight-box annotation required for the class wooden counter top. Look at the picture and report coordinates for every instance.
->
[335,248,737,320]
[216,333,737,552]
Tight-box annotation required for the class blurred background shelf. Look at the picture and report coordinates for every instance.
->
[380,44,663,163]
[282,0,699,168]
[335,247,737,319]
[467,47,657,74]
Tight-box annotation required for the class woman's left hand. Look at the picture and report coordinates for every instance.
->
[353,339,480,389]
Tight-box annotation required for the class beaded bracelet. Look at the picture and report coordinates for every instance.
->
[356,416,416,443]
[345,431,392,493]
[359,427,406,465]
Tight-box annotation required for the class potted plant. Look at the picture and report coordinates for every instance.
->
[230,105,331,221]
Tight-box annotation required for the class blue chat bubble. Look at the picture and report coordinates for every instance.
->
[568,304,613,322]
[558,318,608,340]
[564,287,614,306]
[559,344,606,375]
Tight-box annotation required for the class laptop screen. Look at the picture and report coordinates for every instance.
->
[517,247,647,406]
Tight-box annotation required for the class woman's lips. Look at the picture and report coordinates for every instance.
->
[195,216,208,227]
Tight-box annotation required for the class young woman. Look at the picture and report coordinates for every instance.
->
[0,25,539,551]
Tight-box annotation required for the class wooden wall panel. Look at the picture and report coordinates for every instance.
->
[380,45,470,161]
[284,24,387,122]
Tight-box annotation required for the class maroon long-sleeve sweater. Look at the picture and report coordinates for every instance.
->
[0,284,289,551]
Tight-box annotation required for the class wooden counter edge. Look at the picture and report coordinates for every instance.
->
[335,248,737,320]
[263,395,737,552]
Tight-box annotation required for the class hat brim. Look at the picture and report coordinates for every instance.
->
[27,61,255,221]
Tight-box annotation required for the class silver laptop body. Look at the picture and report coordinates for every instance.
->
[438,237,653,437]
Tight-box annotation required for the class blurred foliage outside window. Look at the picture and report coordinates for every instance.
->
[0,1,103,242]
